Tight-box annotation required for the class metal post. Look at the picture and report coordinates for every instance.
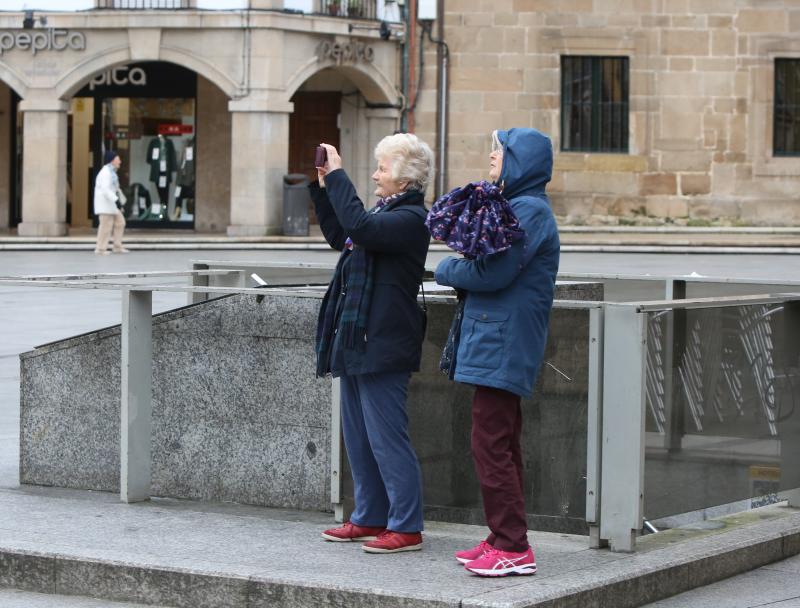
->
[330,377,346,521]
[120,288,153,503]
[599,304,647,552]
[663,279,686,451]
[189,263,209,305]
[779,301,800,507]
[586,306,607,548]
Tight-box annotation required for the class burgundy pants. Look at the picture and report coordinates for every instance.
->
[471,385,529,552]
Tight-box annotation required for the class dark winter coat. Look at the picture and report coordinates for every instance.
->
[311,169,429,377]
[434,128,560,397]
[146,136,177,185]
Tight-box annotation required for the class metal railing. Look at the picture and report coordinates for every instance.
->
[318,0,377,20]
[4,267,800,553]
[96,0,192,8]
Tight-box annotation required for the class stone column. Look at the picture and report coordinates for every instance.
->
[0,83,11,232]
[227,98,293,237]
[354,107,400,206]
[367,107,400,159]
[17,97,68,237]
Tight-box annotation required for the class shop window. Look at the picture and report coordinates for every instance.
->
[774,58,800,157]
[73,62,197,229]
[561,56,629,153]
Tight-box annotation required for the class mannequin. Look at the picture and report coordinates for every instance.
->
[173,136,195,220]
[146,134,177,220]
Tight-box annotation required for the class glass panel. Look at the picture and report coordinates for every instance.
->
[644,304,800,521]
[342,304,593,534]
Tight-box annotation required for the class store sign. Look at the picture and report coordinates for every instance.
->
[317,40,374,65]
[89,66,147,91]
[158,124,193,136]
[0,29,86,56]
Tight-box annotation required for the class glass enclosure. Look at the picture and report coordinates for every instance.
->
[339,302,593,535]
[644,303,800,520]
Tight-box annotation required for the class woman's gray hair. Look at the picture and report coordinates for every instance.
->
[491,130,503,152]
[374,133,435,192]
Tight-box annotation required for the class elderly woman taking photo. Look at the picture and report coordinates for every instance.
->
[435,128,560,577]
[312,133,434,554]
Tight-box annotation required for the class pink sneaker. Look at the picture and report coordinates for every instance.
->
[464,547,537,577]
[455,539,492,564]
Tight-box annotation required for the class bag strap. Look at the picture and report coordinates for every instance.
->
[420,279,428,311]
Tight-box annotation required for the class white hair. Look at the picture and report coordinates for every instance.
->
[374,133,435,192]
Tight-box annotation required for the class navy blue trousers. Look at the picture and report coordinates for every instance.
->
[340,371,424,533]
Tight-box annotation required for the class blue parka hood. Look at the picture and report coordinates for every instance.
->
[496,128,553,200]
[435,127,560,398]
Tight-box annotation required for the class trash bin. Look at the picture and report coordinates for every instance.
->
[283,173,311,236]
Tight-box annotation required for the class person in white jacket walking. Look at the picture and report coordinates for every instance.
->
[94,150,129,255]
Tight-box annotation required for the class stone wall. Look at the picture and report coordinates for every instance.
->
[413,1,800,225]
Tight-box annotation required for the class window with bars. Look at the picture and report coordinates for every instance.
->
[774,58,800,157]
[561,56,629,153]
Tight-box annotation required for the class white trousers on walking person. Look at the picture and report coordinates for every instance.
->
[95,210,126,254]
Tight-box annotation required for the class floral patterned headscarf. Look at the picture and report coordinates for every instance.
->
[425,180,525,259]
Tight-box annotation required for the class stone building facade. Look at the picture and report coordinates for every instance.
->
[0,1,403,235]
[413,1,800,225]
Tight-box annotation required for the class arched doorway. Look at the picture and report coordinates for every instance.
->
[64,61,232,232]
[0,66,28,232]
[288,66,401,223]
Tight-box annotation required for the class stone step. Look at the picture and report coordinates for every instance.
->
[0,487,799,608]
[0,589,168,608]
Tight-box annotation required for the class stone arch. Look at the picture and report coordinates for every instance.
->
[284,57,398,107]
[55,46,239,100]
[0,59,29,98]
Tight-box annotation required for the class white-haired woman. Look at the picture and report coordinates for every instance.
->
[311,134,434,554]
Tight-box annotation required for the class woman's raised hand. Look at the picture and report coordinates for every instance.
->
[321,143,343,172]
[316,143,343,188]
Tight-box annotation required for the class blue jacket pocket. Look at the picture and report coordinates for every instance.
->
[459,309,510,370]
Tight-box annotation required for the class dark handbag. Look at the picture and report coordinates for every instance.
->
[440,295,465,379]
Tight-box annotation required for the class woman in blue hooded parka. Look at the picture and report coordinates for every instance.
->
[435,128,560,577]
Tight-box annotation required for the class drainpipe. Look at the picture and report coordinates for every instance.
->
[400,1,409,132]
[433,0,448,197]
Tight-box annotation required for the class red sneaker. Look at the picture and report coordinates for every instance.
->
[362,530,423,553]
[321,521,385,542]
[464,547,537,577]
[455,539,492,564]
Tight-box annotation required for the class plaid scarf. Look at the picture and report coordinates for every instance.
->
[315,191,408,377]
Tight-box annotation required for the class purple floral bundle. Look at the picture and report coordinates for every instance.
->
[425,181,525,259]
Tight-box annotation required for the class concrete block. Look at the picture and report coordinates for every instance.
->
[248,581,458,608]
[712,31,736,56]
[0,551,55,594]
[687,540,784,588]
[661,30,709,56]
[661,151,712,173]
[55,560,249,608]
[641,173,678,195]
[687,197,741,219]
[513,0,593,11]
[680,174,711,195]
[736,10,787,33]
[645,195,688,218]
